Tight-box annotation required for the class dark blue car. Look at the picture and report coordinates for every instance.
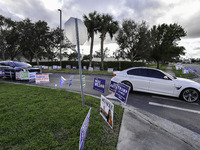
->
[0,61,41,79]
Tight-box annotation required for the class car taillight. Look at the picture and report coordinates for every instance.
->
[113,73,116,77]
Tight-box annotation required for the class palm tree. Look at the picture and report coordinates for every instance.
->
[83,11,100,67]
[98,14,119,70]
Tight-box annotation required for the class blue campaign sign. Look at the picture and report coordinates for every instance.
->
[109,80,118,93]
[79,108,91,150]
[60,76,66,87]
[69,75,74,87]
[114,83,130,104]
[93,78,106,93]
[72,66,77,70]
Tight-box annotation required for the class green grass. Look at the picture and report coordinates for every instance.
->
[0,81,123,150]
[42,69,113,76]
[172,66,195,78]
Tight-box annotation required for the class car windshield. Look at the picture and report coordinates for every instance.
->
[13,62,32,67]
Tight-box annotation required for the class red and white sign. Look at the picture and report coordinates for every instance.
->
[36,74,49,84]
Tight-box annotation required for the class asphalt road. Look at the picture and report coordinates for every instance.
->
[2,67,200,135]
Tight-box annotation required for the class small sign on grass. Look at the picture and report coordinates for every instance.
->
[79,108,91,150]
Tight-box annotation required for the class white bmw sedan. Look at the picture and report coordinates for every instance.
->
[111,67,200,103]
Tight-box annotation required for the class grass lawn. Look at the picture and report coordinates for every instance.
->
[172,66,195,78]
[0,81,123,150]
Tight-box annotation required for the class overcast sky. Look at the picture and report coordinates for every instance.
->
[0,0,200,59]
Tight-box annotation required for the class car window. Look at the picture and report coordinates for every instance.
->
[149,70,165,79]
[127,69,148,77]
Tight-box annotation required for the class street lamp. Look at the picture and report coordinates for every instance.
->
[58,9,62,68]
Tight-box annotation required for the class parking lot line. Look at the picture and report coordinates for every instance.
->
[149,102,200,115]
[152,95,199,105]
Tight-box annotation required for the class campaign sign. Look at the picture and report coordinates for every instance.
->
[57,66,62,70]
[88,67,93,72]
[79,108,91,150]
[43,66,49,70]
[94,66,100,71]
[114,83,130,104]
[29,72,36,82]
[182,69,189,74]
[20,71,29,80]
[82,75,86,88]
[66,65,71,69]
[100,95,114,128]
[72,66,77,70]
[60,76,66,87]
[15,72,21,80]
[83,66,87,70]
[53,65,58,69]
[49,66,53,70]
[0,71,5,78]
[69,75,74,87]
[189,68,197,74]
[36,74,49,84]
[107,68,113,72]
[93,78,105,93]
[109,80,118,93]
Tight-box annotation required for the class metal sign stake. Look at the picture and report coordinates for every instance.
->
[75,18,85,107]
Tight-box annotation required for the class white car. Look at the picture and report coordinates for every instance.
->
[111,67,200,103]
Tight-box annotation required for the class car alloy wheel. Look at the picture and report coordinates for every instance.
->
[182,88,199,103]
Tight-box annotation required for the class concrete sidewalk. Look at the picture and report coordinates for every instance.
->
[165,65,176,77]
[107,65,200,150]
[116,103,200,150]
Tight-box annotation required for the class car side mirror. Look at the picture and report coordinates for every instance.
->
[163,76,169,80]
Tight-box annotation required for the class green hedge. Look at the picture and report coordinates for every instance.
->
[30,61,145,71]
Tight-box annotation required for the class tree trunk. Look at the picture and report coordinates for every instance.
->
[35,54,39,66]
[89,32,94,67]
[156,60,160,69]
[131,51,134,62]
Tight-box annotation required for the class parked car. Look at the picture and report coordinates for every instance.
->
[0,61,41,79]
[111,67,200,103]
[0,65,10,78]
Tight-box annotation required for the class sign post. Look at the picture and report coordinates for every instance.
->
[75,18,85,107]
[64,17,87,107]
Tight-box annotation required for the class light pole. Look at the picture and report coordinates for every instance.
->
[58,9,62,68]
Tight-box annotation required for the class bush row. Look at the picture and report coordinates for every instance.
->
[30,61,145,71]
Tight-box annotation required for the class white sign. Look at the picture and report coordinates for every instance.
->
[88,67,93,72]
[100,95,114,128]
[36,74,49,84]
[107,68,113,72]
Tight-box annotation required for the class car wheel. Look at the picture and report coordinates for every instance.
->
[122,81,133,91]
[181,88,199,103]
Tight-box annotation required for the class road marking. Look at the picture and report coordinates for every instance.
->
[152,95,199,105]
[149,102,200,114]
